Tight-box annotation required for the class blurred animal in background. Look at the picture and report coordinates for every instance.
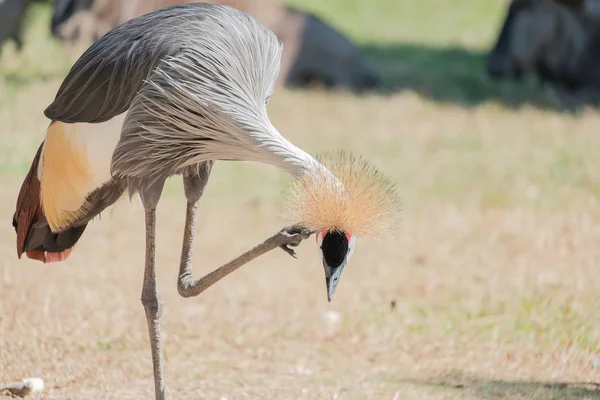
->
[0,0,32,51]
[487,0,600,103]
[280,4,381,91]
[49,0,381,92]
[50,0,96,44]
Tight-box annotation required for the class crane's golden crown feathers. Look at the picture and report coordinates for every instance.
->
[283,151,401,238]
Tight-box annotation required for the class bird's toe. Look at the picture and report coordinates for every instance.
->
[300,228,313,239]
[277,225,315,258]
[279,244,298,258]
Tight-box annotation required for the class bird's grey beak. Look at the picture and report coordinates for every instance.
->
[324,261,347,302]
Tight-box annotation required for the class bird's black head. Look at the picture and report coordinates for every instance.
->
[317,229,356,302]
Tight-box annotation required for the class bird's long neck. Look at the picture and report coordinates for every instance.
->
[258,125,338,184]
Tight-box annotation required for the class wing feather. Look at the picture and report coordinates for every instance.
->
[44,4,215,123]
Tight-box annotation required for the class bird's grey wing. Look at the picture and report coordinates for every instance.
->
[44,4,210,124]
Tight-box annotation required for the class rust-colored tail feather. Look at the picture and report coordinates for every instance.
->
[12,141,86,263]
[13,142,44,259]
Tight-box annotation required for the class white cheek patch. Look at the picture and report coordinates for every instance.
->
[347,234,357,259]
[77,112,125,188]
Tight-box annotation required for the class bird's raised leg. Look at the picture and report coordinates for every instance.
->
[178,225,313,297]
[139,180,166,400]
[177,165,314,298]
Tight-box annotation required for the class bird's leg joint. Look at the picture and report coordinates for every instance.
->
[141,293,164,319]
[278,225,315,258]
[183,164,212,203]
[177,275,195,297]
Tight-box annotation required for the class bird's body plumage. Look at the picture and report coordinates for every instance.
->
[14,3,326,261]
[12,4,398,399]
[45,3,314,180]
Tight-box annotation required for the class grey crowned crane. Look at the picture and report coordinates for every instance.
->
[12,4,399,399]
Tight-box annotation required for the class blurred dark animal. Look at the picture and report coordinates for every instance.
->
[50,0,381,91]
[487,0,600,97]
[51,0,95,40]
[281,5,381,90]
[51,0,137,44]
[0,0,31,50]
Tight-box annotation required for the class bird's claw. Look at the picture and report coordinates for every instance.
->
[278,225,314,258]
[280,244,298,258]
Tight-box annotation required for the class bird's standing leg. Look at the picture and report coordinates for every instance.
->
[177,164,314,298]
[139,180,167,400]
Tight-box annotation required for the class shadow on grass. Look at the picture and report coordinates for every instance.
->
[406,373,600,399]
[362,43,570,111]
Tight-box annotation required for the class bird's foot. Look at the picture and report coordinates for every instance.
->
[278,225,314,258]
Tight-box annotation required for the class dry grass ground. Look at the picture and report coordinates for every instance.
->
[1,1,600,399]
